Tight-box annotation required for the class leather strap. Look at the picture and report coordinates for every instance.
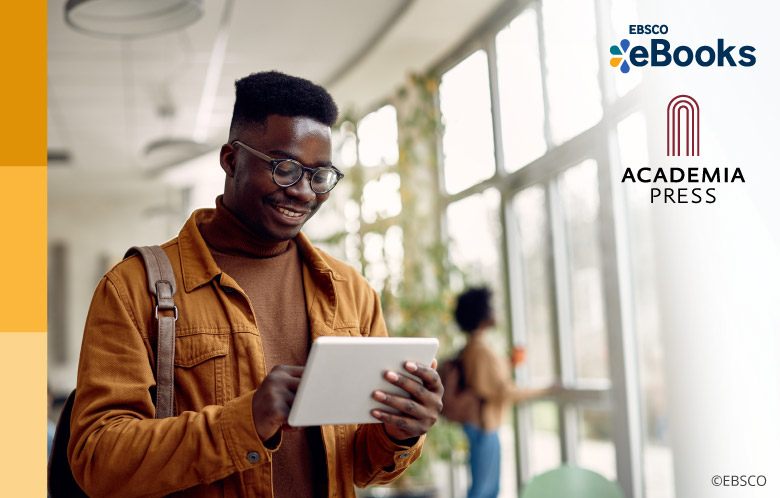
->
[126,245,177,419]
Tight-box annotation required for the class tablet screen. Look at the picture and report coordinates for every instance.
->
[288,336,439,426]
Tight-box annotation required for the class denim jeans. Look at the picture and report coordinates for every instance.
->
[463,424,501,498]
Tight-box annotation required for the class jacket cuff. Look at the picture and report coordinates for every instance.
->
[369,424,426,469]
[221,390,281,471]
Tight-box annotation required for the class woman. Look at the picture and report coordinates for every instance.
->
[455,287,556,498]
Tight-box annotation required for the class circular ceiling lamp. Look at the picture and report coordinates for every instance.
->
[65,0,203,38]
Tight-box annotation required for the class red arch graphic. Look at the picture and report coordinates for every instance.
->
[667,95,700,156]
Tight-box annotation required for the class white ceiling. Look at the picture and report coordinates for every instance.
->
[48,0,505,192]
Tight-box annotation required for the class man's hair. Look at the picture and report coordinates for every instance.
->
[229,71,339,134]
[454,287,493,334]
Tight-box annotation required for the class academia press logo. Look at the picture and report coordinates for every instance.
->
[621,95,746,204]
[608,24,757,73]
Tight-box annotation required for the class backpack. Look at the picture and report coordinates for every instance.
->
[48,246,178,498]
[437,351,482,425]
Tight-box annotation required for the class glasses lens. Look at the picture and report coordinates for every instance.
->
[273,160,301,186]
[311,169,338,193]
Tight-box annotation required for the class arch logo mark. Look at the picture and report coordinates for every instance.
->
[667,95,700,156]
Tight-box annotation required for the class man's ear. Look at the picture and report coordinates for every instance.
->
[219,143,237,177]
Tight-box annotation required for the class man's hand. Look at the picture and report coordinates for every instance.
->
[371,360,443,443]
[251,365,304,441]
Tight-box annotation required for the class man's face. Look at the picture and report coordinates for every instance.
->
[221,114,333,242]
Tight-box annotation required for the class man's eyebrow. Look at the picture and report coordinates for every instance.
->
[268,149,333,168]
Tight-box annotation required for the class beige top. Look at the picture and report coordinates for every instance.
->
[461,335,531,431]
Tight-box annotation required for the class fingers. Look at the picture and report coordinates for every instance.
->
[386,362,443,398]
[370,408,418,436]
[372,390,423,418]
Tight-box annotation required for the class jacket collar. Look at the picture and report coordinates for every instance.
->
[177,208,345,293]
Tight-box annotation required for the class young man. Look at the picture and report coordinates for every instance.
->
[68,71,443,498]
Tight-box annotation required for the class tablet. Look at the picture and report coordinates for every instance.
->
[287,336,439,427]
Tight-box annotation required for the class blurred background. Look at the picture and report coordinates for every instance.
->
[47,0,780,497]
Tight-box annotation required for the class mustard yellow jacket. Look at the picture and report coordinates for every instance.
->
[69,208,424,498]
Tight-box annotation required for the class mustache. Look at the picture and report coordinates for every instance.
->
[268,196,318,212]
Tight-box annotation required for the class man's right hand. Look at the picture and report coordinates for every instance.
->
[251,365,304,441]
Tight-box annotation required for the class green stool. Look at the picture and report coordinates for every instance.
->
[519,465,625,498]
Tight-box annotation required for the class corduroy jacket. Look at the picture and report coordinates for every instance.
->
[68,208,424,498]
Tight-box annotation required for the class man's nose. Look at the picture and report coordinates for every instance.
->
[284,172,317,203]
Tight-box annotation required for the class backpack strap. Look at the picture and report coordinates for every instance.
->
[125,245,177,419]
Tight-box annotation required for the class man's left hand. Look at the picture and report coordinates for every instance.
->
[371,359,443,443]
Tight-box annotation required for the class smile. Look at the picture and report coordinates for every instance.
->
[273,205,307,218]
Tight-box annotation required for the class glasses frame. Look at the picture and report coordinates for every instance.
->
[232,140,344,194]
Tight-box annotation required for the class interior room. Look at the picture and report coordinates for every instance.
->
[47,1,780,497]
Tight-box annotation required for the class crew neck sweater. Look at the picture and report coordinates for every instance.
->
[199,198,327,498]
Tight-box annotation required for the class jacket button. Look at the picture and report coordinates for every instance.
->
[247,451,260,463]
[399,452,411,458]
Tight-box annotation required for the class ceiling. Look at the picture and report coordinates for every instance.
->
[48,0,506,194]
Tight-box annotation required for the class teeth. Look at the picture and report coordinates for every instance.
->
[275,206,304,218]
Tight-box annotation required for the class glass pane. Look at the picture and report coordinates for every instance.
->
[512,186,556,383]
[445,189,501,287]
[618,113,675,498]
[542,0,602,143]
[363,232,387,292]
[496,9,547,171]
[578,408,617,480]
[445,189,507,358]
[558,160,609,381]
[332,121,357,168]
[357,105,399,167]
[440,50,496,194]
[529,401,561,477]
[361,172,401,224]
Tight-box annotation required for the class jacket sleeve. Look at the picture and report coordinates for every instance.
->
[353,287,426,487]
[68,275,278,498]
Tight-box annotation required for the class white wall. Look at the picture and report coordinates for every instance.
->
[48,171,185,394]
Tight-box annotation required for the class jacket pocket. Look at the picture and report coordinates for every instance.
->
[173,333,229,411]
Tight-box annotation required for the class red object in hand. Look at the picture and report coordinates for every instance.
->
[511,345,526,366]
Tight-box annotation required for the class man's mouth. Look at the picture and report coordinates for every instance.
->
[272,204,307,219]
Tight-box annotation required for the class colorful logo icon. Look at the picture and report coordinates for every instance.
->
[610,39,631,73]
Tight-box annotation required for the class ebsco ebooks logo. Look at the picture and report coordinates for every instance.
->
[609,25,756,73]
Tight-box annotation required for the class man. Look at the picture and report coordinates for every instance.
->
[69,71,443,498]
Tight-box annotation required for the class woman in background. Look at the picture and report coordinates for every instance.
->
[455,287,557,498]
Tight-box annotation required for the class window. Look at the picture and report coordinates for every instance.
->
[440,50,496,194]
[542,0,603,143]
[496,9,546,171]
[432,1,658,496]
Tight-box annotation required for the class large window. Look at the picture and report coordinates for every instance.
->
[435,1,668,497]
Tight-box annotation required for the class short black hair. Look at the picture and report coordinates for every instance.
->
[454,287,493,333]
[229,71,338,134]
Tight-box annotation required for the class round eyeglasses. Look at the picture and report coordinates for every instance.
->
[232,140,344,194]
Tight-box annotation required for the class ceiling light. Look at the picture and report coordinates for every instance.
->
[65,0,203,38]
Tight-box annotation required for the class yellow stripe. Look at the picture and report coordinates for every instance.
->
[0,166,47,331]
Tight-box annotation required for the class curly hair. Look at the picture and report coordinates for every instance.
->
[454,287,493,334]
[229,71,338,135]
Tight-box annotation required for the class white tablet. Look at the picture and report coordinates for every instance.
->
[287,336,439,427]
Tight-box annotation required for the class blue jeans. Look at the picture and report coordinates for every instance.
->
[463,424,501,498]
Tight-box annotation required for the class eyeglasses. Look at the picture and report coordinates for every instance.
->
[232,140,344,194]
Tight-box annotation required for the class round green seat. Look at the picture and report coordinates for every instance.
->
[519,465,625,498]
